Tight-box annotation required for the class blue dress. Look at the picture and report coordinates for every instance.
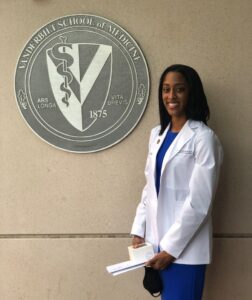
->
[156,130,206,300]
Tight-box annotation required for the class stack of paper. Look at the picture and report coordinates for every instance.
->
[128,243,154,262]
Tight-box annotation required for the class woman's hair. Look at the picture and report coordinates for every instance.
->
[158,64,210,134]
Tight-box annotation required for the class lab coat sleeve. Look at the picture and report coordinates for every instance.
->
[160,130,223,258]
[131,127,159,238]
[130,180,148,238]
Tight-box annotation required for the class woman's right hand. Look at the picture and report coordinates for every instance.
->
[132,235,145,248]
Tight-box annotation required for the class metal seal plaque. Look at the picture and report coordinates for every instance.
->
[15,15,149,153]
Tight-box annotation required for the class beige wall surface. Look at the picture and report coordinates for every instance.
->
[0,0,251,299]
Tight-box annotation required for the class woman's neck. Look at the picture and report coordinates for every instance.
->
[170,117,187,132]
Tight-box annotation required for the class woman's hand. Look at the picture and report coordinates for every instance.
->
[146,251,175,270]
[132,235,145,248]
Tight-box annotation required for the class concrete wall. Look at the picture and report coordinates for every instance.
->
[0,0,251,299]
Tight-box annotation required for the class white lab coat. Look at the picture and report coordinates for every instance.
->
[131,120,223,264]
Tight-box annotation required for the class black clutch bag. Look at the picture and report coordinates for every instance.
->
[143,266,163,297]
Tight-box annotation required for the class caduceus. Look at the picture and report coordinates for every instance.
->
[51,36,73,106]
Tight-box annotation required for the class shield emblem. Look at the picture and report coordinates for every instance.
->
[46,37,112,132]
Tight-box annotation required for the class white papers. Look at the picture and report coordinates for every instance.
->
[106,260,145,276]
[106,243,155,276]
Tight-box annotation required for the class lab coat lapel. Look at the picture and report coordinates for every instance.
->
[160,120,196,176]
[150,124,170,175]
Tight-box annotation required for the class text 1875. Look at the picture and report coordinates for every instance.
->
[89,109,107,119]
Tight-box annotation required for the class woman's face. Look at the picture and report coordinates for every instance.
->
[162,72,189,119]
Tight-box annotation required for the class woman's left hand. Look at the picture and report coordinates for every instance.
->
[146,251,175,270]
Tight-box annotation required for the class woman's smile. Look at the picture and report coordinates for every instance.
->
[166,102,179,109]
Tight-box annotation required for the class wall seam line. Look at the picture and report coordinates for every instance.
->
[0,233,252,239]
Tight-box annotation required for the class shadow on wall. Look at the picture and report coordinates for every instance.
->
[206,80,247,235]
[204,80,252,299]
[203,238,252,300]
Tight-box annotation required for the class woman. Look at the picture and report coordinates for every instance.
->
[131,64,223,299]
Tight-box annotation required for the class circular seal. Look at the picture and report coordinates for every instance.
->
[15,15,149,153]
